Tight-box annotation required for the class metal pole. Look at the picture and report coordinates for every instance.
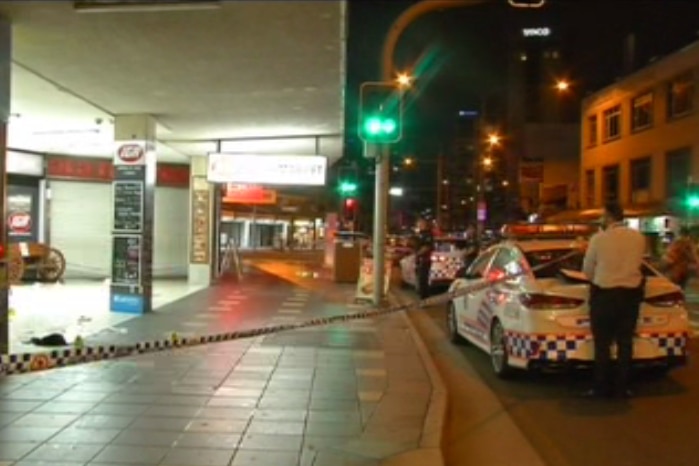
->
[372,0,487,306]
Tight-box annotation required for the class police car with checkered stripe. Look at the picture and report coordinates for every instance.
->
[400,237,474,292]
[446,224,690,378]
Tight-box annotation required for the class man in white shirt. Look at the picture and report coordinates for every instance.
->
[582,201,646,399]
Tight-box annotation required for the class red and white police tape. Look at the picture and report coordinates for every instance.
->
[0,250,581,376]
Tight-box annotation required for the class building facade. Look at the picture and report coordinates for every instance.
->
[580,39,699,239]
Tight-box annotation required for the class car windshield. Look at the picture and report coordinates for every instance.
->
[524,248,658,279]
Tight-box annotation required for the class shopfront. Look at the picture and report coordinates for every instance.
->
[44,155,191,279]
[6,151,45,244]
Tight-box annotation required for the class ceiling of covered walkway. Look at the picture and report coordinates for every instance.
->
[0,0,347,164]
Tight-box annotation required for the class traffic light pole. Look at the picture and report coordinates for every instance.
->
[372,0,486,306]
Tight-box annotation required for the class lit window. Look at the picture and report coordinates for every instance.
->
[603,105,621,141]
[631,92,654,131]
[667,71,694,118]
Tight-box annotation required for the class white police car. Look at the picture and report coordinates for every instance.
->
[400,237,474,294]
[446,224,690,377]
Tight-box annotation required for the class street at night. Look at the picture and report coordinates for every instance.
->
[405,292,699,466]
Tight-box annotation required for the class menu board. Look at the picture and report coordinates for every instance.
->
[112,235,141,285]
[113,181,144,232]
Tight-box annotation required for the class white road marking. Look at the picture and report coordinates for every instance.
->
[278,309,302,315]
[218,300,241,306]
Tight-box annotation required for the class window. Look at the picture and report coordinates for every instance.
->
[665,147,691,200]
[603,105,621,141]
[587,115,598,146]
[630,157,652,204]
[631,92,654,131]
[602,165,620,203]
[466,250,495,278]
[667,71,694,118]
[585,169,595,207]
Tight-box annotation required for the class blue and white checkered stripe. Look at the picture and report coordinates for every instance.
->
[639,331,688,356]
[506,332,591,361]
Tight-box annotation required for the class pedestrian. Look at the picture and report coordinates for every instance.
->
[663,226,699,290]
[581,201,646,399]
[413,218,435,299]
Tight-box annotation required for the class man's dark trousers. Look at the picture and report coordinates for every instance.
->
[416,256,431,299]
[589,285,643,395]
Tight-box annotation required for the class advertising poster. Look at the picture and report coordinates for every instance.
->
[355,258,391,302]
[7,187,38,242]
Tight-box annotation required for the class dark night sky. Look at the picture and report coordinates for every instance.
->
[344,0,699,160]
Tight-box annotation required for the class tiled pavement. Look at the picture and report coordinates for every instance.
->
[0,256,439,466]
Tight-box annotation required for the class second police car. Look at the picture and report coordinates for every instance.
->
[446,224,690,378]
[400,237,475,294]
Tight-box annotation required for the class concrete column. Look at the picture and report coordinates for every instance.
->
[110,115,156,314]
[188,156,215,286]
[0,16,9,353]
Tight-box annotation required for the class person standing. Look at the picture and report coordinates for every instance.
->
[414,218,435,299]
[663,226,699,289]
[582,202,646,399]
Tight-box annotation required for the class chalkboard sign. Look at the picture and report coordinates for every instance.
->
[112,235,141,285]
[113,181,143,232]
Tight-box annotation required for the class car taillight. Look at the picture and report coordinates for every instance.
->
[644,291,684,307]
[519,293,584,310]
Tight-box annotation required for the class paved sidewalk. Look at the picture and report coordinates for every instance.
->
[0,256,441,466]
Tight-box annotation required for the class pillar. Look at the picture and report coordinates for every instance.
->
[188,156,215,286]
[109,115,156,314]
[0,16,10,353]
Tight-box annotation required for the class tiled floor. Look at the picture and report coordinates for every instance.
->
[0,302,432,466]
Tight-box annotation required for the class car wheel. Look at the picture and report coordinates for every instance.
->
[489,319,512,378]
[447,302,465,344]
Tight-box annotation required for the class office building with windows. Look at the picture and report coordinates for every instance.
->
[578,39,699,245]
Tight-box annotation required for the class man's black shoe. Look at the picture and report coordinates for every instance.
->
[578,388,611,399]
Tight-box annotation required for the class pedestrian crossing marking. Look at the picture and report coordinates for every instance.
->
[278,309,302,315]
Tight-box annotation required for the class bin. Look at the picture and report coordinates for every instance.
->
[333,240,361,283]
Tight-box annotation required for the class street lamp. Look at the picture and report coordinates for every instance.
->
[555,79,570,92]
[482,156,493,168]
[396,72,414,88]
[403,157,415,166]
[487,133,501,146]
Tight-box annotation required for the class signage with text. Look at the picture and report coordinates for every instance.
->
[114,141,146,166]
[112,235,142,286]
[223,184,277,205]
[113,181,144,232]
[46,156,190,187]
[207,153,327,186]
[522,27,551,37]
[190,176,211,264]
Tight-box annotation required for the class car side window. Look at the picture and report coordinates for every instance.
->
[467,250,495,277]
[489,248,524,277]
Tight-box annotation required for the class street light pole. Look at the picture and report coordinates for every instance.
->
[372,0,487,306]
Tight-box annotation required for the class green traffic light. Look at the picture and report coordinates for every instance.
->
[339,181,358,194]
[382,118,397,134]
[688,195,699,208]
[365,117,383,135]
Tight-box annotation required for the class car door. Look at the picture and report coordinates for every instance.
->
[483,247,526,336]
[458,249,497,341]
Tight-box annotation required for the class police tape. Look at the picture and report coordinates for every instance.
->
[0,250,583,376]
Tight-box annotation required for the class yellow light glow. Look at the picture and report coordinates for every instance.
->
[555,80,570,92]
[404,157,414,166]
[483,157,493,167]
[396,73,413,87]
[487,134,501,146]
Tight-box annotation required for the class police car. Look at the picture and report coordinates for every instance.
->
[400,237,474,293]
[446,224,690,378]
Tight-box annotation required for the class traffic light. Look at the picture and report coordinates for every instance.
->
[338,181,358,196]
[343,198,358,220]
[687,194,699,209]
[358,82,403,144]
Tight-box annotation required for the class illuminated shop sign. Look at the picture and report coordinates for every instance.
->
[207,153,327,186]
[522,27,551,37]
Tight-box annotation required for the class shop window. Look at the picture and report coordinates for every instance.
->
[665,147,691,200]
[602,165,619,203]
[667,71,694,118]
[603,105,621,141]
[630,157,652,204]
[631,92,654,131]
[585,169,595,208]
[587,114,598,147]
